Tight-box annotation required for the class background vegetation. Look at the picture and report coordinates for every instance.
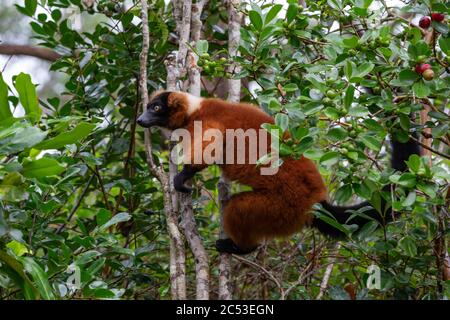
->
[0,0,449,300]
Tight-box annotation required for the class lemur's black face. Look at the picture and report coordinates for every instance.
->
[137,92,171,128]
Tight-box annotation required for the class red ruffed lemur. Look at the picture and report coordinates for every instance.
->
[137,91,421,255]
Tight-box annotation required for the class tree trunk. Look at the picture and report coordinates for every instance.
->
[181,0,210,300]
[141,0,186,300]
[217,0,242,300]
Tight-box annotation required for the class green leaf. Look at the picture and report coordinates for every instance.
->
[397,173,416,188]
[292,127,309,141]
[327,0,342,10]
[296,136,314,154]
[342,36,359,48]
[91,288,116,299]
[360,134,381,151]
[0,185,29,202]
[406,154,421,173]
[402,191,416,207]
[432,21,449,35]
[0,250,39,299]
[25,0,37,15]
[363,119,383,132]
[0,74,12,119]
[249,10,263,30]
[324,107,340,120]
[399,237,417,257]
[98,212,130,231]
[76,250,101,265]
[265,4,282,24]
[51,9,62,22]
[34,122,95,150]
[344,85,355,110]
[335,184,352,203]
[315,208,349,236]
[283,83,298,92]
[327,126,348,142]
[0,122,47,155]
[280,144,293,156]
[196,40,209,55]
[354,182,372,200]
[432,124,449,138]
[348,106,368,117]
[320,151,340,166]
[22,157,65,178]
[398,69,419,86]
[439,36,450,55]
[356,220,378,240]
[86,258,106,276]
[356,0,373,8]
[275,113,289,132]
[355,62,374,78]
[408,41,431,59]
[6,240,30,257]
[303,102,324,115]
[412,81,430,98]
[428,111,448,120]
[286,4,298,23]
[96,208,112,227]
[417,182,437,198]
[19,257,56,300]
[344,60,353,79]
[14,73,41,123]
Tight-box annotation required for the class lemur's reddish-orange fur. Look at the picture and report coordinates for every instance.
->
[161,91,327,251]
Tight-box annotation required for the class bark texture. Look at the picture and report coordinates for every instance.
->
[0,44,61,62]
[141,0,186,299]
[217,0,243,300]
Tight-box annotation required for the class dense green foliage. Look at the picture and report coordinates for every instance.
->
[0,0,449,300]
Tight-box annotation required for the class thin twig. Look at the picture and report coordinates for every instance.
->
[410,136,450,160]
[232,254,285,299]
[316,243,341,300]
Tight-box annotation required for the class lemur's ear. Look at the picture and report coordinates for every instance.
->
[167,91,188,109]
[149,89,167,102]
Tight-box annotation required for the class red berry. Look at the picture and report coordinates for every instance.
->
[419,16,431,28]
[431,13,445,22]
[415,63,431,74]
[422,69,434,81]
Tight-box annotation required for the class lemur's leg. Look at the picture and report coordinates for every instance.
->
[217,190,300,255]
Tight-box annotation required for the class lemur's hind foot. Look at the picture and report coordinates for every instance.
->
[215,238,258,255]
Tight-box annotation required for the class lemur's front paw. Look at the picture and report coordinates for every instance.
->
[174,173,192,193]
[215,238,258,255]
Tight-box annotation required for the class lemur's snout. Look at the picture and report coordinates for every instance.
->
[136,115,146,127]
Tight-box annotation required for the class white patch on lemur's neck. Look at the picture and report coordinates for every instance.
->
[184,93,203,116]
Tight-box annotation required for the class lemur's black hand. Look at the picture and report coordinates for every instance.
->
[174,173,193,193]
[173,165,200,193]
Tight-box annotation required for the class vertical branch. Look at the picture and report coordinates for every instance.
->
[420,104,432,164]
[187,0,207,95]
[168,0,211,300]
[181,0,210,300]
[141,0,186,300]
[139,0,150,120]
[180,193,210,299]
[177,0,193,76]
[316,243,340,300]
[217,0,242,300]
[217,176,233,299]
[227,0,242,102]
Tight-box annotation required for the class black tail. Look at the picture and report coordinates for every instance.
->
[312,134,421,238]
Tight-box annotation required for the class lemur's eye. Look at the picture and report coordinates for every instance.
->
[153,105,161,112]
